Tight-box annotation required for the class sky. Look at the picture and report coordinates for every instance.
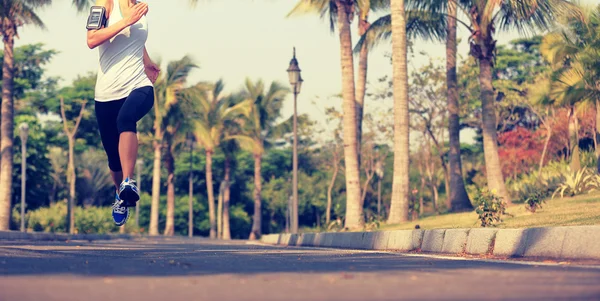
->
[15,0,600,144]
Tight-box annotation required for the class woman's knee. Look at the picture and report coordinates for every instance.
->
[117,113,137,134]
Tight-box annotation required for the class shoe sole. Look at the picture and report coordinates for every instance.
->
[119,186,140,207]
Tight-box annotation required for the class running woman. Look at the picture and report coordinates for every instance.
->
[86,0,160,226]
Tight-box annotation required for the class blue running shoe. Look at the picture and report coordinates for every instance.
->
[112,193,130,226]
[119,177,140,207]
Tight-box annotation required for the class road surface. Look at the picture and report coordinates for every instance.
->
[0,237,599,301]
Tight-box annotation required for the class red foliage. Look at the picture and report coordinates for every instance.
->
[497,107,597,179]
[498,126,543,179]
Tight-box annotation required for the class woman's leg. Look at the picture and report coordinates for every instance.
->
[95,99,131,225]
[116,86,155,204]
[95,99,126,188]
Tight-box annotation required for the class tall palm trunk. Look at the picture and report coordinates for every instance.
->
[249,153,262,240]
[356,15,370,163]
[163,145,175,236]
[222,156,231,240]
[446,1,472,212]
[388,0,410,224]
[0,31,15,231]
[149,138,162,236]
[217,182,223,239]
[336,0,363,229]
[205,150,216,239]
[478,56,511,204]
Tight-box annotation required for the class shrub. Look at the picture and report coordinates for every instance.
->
[473,188,507,227]
[524,190,546,213]
[25,202,118,234]
[552,167,597,198]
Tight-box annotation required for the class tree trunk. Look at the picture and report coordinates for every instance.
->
[539,121,553,175]
[326,159,338,226]
[336,0,363,230]
[0,32,15,231]
[418,161,425,217]
[163,146,175,236]
[206,150,216,238]
[447,1,473,212]
[222,156,231,240]
[596,99,600,173]
[388,0,410,224]
[377,177,382,218]
[478,57,511,205]
[188,162,194,237]
[67,137,76,234]
[569,109,581,172]
[356,16,370,165]
[249,153,262,240]
[149,140,162,236]
[217,181,223,239]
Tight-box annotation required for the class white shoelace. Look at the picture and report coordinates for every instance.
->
[112,200,127,214]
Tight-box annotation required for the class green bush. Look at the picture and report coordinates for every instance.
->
[524,190,546,213]
[25,202,119,234]
[27,202,68,232]
[473,188,507,227]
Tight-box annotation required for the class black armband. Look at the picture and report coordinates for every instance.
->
[86,6,107,30]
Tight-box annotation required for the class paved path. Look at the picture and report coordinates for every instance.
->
[0,237,599,301]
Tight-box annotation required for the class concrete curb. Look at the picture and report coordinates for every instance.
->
[0,230,139,242]
[259,225,600,261]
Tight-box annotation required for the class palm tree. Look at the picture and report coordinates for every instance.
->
[445,0,472,211]
[386,0,410,223]
[187,80,251,239]
[0,0,52,230]
[230,79,289,240]
[412,0,578,203]
[148,56,198,236]
[540,4,600,171]
[287,0,364,229]
[365,0,578,204]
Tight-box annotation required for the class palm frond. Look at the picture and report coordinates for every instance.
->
[287,0,339,32]
[354,10,447,53]
[496,0,582,36]
[226,135,262,155]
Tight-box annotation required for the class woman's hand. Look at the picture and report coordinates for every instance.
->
[145,62,160,84]
[123,2,148,26]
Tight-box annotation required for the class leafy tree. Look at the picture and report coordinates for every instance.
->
[0,0,52,229]
[186,79,251,238]
[147,55,197,236]
[230,78,289,239]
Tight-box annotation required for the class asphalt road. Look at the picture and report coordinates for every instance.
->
[0,237,599,301]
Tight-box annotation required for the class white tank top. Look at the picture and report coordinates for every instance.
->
[94,0,152,102]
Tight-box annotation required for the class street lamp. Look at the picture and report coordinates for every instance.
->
[187,132,195,238]
[19,123,29,232]
[287,47,302,234]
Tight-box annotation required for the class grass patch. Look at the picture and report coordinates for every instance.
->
[377,193,600,231]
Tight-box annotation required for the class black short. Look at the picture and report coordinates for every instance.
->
[95,86,154,172]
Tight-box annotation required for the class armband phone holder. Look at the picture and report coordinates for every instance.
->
[86,6,107,30]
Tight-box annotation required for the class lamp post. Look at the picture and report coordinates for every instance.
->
[287,47,303,234]
[135,158,143,228]
[19,123,29,232]
[187,132,195,238]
